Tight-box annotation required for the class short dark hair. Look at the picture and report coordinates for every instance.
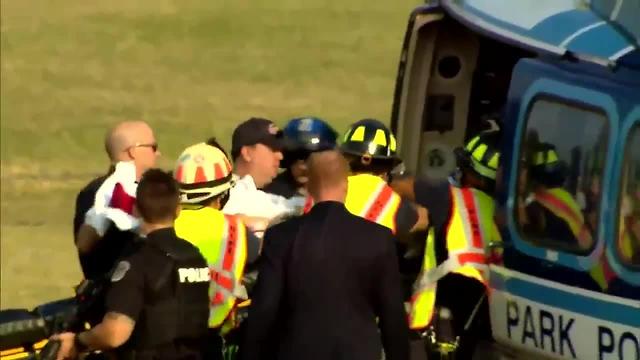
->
[136,169,180,223]
[206,137,230,159]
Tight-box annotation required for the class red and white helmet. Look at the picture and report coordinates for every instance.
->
[174,142,234,204]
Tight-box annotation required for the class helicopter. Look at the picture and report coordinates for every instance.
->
[391,0,639,359]
[1,1,638,360]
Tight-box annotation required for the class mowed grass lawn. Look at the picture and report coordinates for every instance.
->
[1,0,418,309]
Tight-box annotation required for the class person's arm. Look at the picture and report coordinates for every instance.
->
[241,227,287,360]
[80,311,135,348]
[51,312,135,360]
[52,257,143,359]
[374,231,410,360]
[73,190,91,243]
[412,204,429,232]
[223,183,304,220]
[75,223,103,254]
[394,199,429,237]
[390,176,416,202]
[74,186,105,254]
[88,257,143,346]
[260,190,305,219]
[76,198,116,254]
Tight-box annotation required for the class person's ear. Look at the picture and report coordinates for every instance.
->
[241,146,252,162]
[174,203,181,219]
[125,146,136,161]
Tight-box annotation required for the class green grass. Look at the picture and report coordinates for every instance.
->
[0,0,418,309]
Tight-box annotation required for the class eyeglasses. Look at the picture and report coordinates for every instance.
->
[130,142,159,152]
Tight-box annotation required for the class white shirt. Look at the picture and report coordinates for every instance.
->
[222,174,306,221]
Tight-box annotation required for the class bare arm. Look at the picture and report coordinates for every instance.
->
[51,312,134,360]
[411,204,429,232]
[79,312,135,349]
[390,176,416,202]
[75,224,102,254]
[395,200,430,239]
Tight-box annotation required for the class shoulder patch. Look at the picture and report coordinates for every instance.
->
[111,260,131,282]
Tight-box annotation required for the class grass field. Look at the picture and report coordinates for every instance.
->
[0,0,419,309]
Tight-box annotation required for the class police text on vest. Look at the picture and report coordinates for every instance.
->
[178,267,210,283]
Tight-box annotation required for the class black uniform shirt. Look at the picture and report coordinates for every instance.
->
[74,175,135,280]
[105,227,208,357]
[105,228,176,321]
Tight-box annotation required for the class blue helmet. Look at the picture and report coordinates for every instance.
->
[282,117,338,153]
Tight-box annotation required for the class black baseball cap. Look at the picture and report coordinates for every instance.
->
[231,117,284,159]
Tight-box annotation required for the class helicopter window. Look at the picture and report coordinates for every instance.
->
[617,124,640,267]
[515,96,607,255]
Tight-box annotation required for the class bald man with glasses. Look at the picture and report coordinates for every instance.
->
[73,120,160,281]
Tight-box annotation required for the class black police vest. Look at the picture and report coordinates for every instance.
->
[130,237,210,353]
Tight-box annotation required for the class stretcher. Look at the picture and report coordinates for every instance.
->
[0,298,78,360]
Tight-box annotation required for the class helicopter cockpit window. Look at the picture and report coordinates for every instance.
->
[617,124,640,267]
[515,96,607,254]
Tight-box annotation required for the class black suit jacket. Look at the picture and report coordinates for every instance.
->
[242,201,409,360]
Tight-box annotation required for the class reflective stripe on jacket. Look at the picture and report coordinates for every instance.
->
[175,207,248,328]
[446,186,500,285]
[345,174,400,234]
[407,228,437,330]
[533,188,592,249]
[408,185,500,330]
[302,174,402,233]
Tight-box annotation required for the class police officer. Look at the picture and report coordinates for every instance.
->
[172,139,263,359]
[52,169,210,360]
[263,117,338,198]
[408,129,503,358]
[305,118,428,237]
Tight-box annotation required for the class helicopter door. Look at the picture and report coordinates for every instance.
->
[488,57,640,360]
[390,5,480,182]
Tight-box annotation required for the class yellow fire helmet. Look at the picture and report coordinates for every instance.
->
[174,142,234,204]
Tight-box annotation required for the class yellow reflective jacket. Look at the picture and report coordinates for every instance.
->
[174,207,248,328]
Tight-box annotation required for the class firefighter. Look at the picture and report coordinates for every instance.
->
[263,116,338,198]
[305,118,428,237]
[172,139,263,360]
[408,128,504,358]
[522,143,593,250]
[619,190,640,264]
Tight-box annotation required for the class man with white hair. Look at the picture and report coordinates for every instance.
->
[73,120,160,280]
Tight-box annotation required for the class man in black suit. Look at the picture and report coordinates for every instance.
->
[242,150,409,360]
